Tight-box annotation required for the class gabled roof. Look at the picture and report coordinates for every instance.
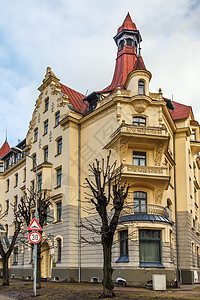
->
[170,101,191,120]
[0,141,10,157]
[60,83,87,115]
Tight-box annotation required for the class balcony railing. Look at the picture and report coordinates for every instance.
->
[110,123,168,140]
[122,164,168,176]
[121,204,171,221]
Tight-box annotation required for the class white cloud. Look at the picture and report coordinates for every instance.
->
[0,0,200,146]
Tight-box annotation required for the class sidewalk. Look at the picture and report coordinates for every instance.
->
[0,296,14,300]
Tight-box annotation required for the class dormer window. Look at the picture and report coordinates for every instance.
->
[138,80,145,95]
[126,38,133,46]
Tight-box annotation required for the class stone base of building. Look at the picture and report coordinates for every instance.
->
[1,267,178,287]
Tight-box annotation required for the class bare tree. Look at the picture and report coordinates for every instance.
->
[0,207,21,285]
[82,151,129,298]
[0,190,52,287]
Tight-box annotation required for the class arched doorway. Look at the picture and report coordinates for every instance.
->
[40,241,50,278]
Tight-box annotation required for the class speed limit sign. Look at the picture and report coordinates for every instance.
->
[28,231,41,244]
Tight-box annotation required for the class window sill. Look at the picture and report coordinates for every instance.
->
[43,133,48,136]
[56,259,61,263]
[115,255,129,263]
[33,140,37,144]
[139,262,165,268]
[54,124,59,129]
[54,185,61,189]
[55,153,61,157]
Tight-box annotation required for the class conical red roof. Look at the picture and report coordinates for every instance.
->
[117,13,137,33]
[134,55,146,70]
[0,141,10,157]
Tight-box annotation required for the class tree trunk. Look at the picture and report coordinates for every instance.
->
[2,256,9,286]
[101,240,115,298]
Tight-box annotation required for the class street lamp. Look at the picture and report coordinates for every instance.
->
[11,146,38,296]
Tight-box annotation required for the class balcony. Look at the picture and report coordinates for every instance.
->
[122,164,168,177]
[120,204,172,224]
[110,123,168,140]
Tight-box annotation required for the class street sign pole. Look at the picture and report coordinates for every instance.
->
[34,162,38,297]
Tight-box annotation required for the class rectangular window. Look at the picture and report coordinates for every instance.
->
[15,173,18,187]
[197,246,200,268]
[23,168,26,182]
[38,173,42,190]
[57,239,62,262]
[56,202,62,222]
[6,179,9,192]
[133,117,146,126]
[13,247,18,265]
[44,147,48,162]
[57,138,62,155]
[139,230,161,264]
[14,195,18,212]
[192,129,196,141]
[0,162,3,173]
[57,168,62,187]
[55,111,60,127]
[34,128,38,142]
[134,191,147,214]
[120,230,128,256]
[45,98,49,111]
[5,200,9,214]
[133,151,146,166]
[44,120,48,135]
[32,154,36,169]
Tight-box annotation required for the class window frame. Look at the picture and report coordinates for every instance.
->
[57,138,62,155]
[44,146,48,162]
[133,151,146,166]
[44,97,49,112]
[134,191,147,214]
[44,120,48,135]
[34,128,38,142]
[133,117,146,126]
[56,168,62,188]
[138,80,145,95]
[13,246,18,265]
[55,111,60,127]
[139,229,162,265]
[56,201,62,222]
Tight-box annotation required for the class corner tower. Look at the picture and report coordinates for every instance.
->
[104,13,144,92]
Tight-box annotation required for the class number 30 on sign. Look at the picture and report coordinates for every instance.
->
[29,231,41,244]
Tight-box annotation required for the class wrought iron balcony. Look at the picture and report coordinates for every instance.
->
[120,204,172,223]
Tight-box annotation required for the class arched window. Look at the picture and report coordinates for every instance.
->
[119,39,125,50]
[138,80,145,95]
[126,38,133,46]
[55,238,62,263]
[134,191,147,214]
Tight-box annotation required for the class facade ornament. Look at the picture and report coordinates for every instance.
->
[49,131,53,142]
[154,141,165,166]
[57,94,69,107]
[155,183,165,204]
[116,102,121,122]
[38,113,41,123]
[39,138,42,149]
[132,99,149,113]
[51,102,55,113]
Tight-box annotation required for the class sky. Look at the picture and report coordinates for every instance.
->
[0,0,200,147]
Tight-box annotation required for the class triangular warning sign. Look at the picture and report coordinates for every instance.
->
[27,218,42,231]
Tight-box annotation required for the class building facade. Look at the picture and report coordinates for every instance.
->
[0,13,200,285]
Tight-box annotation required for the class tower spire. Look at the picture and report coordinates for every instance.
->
[103,13,143,92]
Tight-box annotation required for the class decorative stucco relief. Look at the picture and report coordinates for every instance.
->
[155,183,165,204]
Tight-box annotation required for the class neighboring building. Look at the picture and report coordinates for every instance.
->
[0,13,200,285]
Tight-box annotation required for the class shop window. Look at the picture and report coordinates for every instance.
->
[139,230,162,267]
[134,191,147,214]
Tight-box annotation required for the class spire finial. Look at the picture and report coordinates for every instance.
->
[5,130,7,142]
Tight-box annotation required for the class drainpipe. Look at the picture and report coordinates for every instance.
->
[173,132,182,284]
[78,124,81,282]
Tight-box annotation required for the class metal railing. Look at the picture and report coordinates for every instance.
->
[121,204,171,221]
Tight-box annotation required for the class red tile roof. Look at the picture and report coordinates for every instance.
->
[60,83,87,115]
[117,13,137,33]
[0,141,10,157]
[169,101,191,120]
